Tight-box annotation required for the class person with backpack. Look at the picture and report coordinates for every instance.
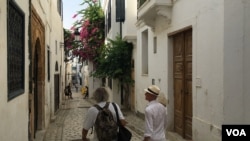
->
[82,87,127,141]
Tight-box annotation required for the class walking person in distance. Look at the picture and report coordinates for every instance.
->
[65,83,73,99]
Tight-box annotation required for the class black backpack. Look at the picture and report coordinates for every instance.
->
[94,102,118,141]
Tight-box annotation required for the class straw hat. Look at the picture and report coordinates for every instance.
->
[157,93,168,107]
[144,85,160,96]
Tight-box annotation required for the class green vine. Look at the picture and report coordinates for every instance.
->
[92,35,134,108]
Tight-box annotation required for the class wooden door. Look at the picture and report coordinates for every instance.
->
[173,29,192,139]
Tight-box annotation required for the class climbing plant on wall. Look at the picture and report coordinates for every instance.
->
[71,0,105,62]
[92,35,134,107]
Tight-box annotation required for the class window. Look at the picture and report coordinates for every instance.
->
[55,61,58,72]
[55,40,57,54]
[153,37,157,53]
[141,29,148,75]
[7,0,25,100]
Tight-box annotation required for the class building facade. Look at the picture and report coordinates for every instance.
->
[0,0,64,140]
[100,0,250,141]
[136,0,250,141]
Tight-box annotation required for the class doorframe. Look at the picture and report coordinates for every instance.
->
[168,27,193,139]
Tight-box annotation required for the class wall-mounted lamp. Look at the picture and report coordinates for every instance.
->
[74,28,80,41]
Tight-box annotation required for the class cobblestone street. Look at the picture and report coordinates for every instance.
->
[42,89,145,141]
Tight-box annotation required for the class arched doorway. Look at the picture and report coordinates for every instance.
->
[30,38,45,138]
[33,40,39,135]
[29,5,46,139]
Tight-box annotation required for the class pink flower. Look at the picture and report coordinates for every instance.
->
[91,27,98,34]
[72,14,78,18]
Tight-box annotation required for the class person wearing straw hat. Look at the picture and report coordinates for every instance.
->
[143,85,167,141]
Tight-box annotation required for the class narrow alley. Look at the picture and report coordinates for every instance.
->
[40,88,145,141]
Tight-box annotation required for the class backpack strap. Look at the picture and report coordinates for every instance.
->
[94,104,103,111]
[112,103,122,126]
[94,102,110,111]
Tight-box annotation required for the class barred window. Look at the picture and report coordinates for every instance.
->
[7,0,25,100]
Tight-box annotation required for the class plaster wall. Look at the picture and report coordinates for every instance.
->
[88,61,102,98]
[135,23,170,112]
[48,0,64,119]
[0,1,29,141]
[136,0,226,140]
[122,0,137,38]
[108,0,120,39]
[224,0,250,124]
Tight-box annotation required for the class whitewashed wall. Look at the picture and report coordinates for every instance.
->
[0,0,63,140]
[136,0,250,140]
[88,61,102,98]
[49,0,64,125]
[0,1,29,141]
[122,0,137,38]
[223,0,250,123]
[136,0,224,140]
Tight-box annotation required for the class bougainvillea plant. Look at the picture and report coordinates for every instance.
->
[64,28,77,62]
[69,0,105,62]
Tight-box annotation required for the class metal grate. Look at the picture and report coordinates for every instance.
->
[7,0,25,100]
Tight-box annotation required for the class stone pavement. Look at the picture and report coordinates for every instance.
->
[42,89,145,141]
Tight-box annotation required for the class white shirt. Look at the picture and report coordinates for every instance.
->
[83,101,125,141]
[144,100,167,141]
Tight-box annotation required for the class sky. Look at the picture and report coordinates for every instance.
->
[62,0,86,30]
